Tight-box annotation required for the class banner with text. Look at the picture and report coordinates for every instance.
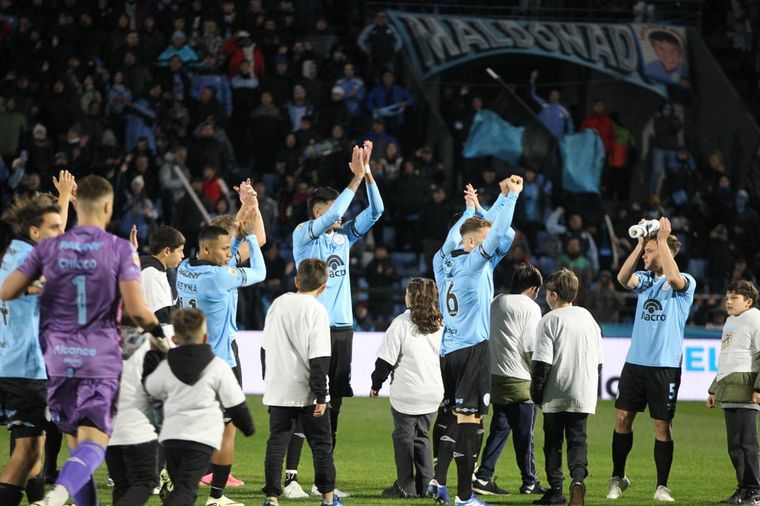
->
[237,332,717,402]
[388,11,689,94]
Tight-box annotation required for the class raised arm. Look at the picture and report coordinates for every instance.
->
[53,170,76,229]
[346,141,385,243]
[234,179,266,247]
[440,185,478,256]
[529,70,545,107]
[656,217,686,291]
[617,234,644,290]
[465,176,521,271]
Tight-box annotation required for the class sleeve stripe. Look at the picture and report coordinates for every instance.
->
[240,269,248,286]
[350,221,364,238]
[478,245,493,260]
[308,221,317,241]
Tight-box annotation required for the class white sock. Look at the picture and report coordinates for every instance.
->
[46,484,69,506]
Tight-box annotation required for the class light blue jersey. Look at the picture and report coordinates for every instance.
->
[438,193,518,356]
[0,239,46,380]
[626,270,696,368]
[293,183,384,327]
[176,236,265,367]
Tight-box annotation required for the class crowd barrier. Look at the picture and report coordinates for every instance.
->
[237,331,721,402]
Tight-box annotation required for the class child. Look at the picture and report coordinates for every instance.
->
[707,280,760,505]
[144,309,254,506]
[261,258,342,506]
[530,269,602,506]
[370,278,444,498]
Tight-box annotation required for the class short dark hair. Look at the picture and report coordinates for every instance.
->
[172,308,206,344]
[2,193,60,237]
[545,268,579,304]
[148,225,186,255]
[646,234,681,256]
[76,175,113,209]
[511,263,543,294]
[198,225,230,244]
[459,217,492,237]
[727,280,759,307]
[648,30,682,50]
[297,258,328,292]
[307,187,339,219]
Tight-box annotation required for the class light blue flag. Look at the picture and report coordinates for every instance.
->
[560,130,605,194]
[463,109,524,166]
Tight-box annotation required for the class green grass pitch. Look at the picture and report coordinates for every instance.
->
[0,397,739,505]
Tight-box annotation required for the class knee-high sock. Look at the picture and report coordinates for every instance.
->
[44,422,63,478]
[612,431,633,478]
[286,432,306,473]
[210,464,231,499]
[56,442,105,501]
[72,476,97,506]
[330,397,343,451]
[455,423,479,500]
[433,413,458,486]
[432,408,447,465]
[654,440,674,487]
[0,483,24,506]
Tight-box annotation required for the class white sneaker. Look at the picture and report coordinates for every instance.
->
[653,485,675,502]
[206,495,245,506]
[152,487,160,495]
[606,476,631,499]
[106,476,115,487]
[283,480,309,499]
[311,484,351,498]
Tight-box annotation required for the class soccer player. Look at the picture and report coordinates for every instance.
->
[370,278,444,499]
[0,175,163,506]
[175,207,266,506]
[429,179,519,505]
[290,142,384,496]
[261,259,342,506]
[145,308,255,506]
[432,175,522,506]
[473,264,546,497]
[0,171,75,506]
[608,217,696,502]
[707,280,760,505]
[530,269,603,506]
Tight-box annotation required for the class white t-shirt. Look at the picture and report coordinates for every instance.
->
[376,311,444,415]
[533,306,603,414]
[141,260,175,338]
[262,292,332,407]
[109,340,157,446]
[717,307,760,381]
[144,355,245,450]
[489,294,542,380]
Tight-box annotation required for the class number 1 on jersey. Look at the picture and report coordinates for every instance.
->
[72,275,87,325]
[178,296,197,309]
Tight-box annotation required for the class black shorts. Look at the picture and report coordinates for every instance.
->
[329,326,354,398]
[223,341,244,424]
[0,378,48,437]
[615,363,681,421]
[441,341,491,416]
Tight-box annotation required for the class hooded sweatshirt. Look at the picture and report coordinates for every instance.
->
[144,343,254,449]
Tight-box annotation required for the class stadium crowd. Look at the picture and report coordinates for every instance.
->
[0,0,759,335]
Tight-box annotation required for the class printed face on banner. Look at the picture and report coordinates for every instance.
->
[636,24,689,87]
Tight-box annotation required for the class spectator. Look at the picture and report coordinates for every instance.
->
[263,54,294,107]
[249,91,287,172]
[320,46,349,85]
[191,19,223,60]
[546,209,600,273]
[298,59,325,110]
[157,30,200,68]
[367,71,414,133]
[124,90,157,153]
[319,86,351,136]
[173,179,211,253]
[80,75,103,114]
[649,102,682,196]
[477,166,501,209]
[191,55,233,116]
[285,84,316,132]
[191,85,228,128]
[364,119,399,162]
[188,122,228,177]
[201,164,229,206]
[528,70,574,139]
[731,189,760,258]
[516,169,548,249]
[366,244,398,325]
[305,17,337,62]
[0,97,28,160]
[357,10,403,78]
[262,242,290,290]
[254,181,279,237]
[159,146,191,222]
[334,63,366,119]
[141,16,166,61]
[420,184,456,269]
[120,174,160,243]
[559,237,594,303]
[580,99,615,155]
[221,30,265,80]
[122,50,153,99]
[25,123,54,183]
[393,160,429,251]
[157,56,191,103]
[586,271,624,323]
[378,142,403,181]
[354,302,377,332]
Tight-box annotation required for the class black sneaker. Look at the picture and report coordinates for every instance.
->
[532,488,566,505]
[725,488,745,504]
[521,481,548,495]
[743,489,760,505]
[381,481,417,499]
[568,481,585,506]
[472,478,510,496]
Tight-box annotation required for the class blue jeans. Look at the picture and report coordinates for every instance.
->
[650,148,674,196]
[476,403,538,485]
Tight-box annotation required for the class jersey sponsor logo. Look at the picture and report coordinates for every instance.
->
[326,255,346,278]
[641,298,666,321]
[178,268,201,279]
[59,241,103,252]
